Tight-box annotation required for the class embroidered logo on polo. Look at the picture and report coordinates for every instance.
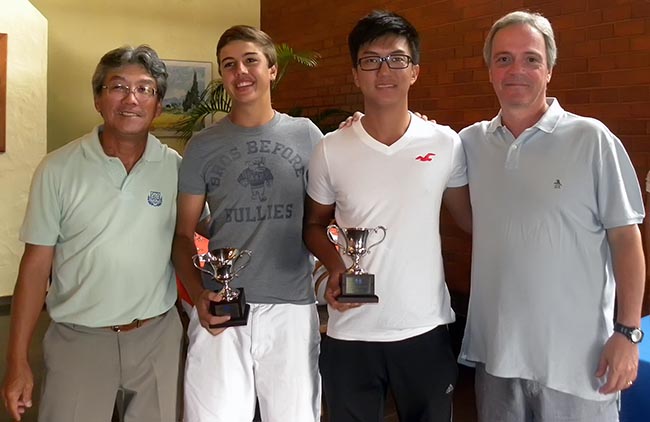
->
[554,179,563,189]
[147,191,163,207]
[415,152,436,162]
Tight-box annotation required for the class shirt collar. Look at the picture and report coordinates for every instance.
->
[81,125,164,163]
[486,97,564,134]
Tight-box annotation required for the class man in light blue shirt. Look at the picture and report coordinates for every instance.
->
[459,11,645,422]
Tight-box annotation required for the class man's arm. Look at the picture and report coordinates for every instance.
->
[171,193,229,334]
[442,185,472,234]
[596,224,645,394]
[302,196,360,311]
[1,244,52,421]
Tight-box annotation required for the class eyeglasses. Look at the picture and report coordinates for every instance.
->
[357,54,413,71]
[101,84,158,99]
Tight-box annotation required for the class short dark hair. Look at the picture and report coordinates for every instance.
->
[216,25,277,75]
[348,10,420,67]
[91,45,167,100]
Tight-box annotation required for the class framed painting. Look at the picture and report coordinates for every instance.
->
[152,59,212,137]
[0,33,7,152]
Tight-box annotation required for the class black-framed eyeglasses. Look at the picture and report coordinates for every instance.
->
[101,84,157,99]
[357,54,413,71]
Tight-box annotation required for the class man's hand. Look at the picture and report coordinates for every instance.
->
[196,289,231,336]
[324,271,362,312]
[596,333,639,394]
[338,111,364,129]
[1,360,34,421]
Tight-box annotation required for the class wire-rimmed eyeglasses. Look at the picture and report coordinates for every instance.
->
[357,54,413,71]
[101,84,158,99]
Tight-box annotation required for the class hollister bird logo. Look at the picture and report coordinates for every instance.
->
[416,153,436,162]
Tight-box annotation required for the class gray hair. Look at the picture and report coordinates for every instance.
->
[483,11,557,70]
[91,45,168,99]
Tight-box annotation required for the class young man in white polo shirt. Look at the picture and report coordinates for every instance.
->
[303,10,471,421]
[459,11,645,421]
[1,46,183,421]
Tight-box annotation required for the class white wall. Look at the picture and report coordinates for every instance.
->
[0,0,48,297]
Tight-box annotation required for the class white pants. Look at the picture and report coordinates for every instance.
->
[184,303,321,422]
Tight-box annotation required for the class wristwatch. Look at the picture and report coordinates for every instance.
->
[614,322,644,344]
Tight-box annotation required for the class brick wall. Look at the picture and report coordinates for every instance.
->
[262,0,650,314]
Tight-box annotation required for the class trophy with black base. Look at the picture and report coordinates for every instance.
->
[326,225,386,303]
[192,248,252,328]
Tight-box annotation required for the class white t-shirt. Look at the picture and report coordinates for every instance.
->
[459,98,644,401]
[307,113,467,342]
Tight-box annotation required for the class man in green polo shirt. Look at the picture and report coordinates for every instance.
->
[1,45,183,422]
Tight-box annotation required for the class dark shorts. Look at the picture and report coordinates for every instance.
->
[320,325,457,422]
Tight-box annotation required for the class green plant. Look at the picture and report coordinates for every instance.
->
[173,43,320,143]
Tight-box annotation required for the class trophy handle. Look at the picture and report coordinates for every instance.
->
[231,249,253,276]
[366,226,387,252]
[192,252,217,278]
[326,224,348,251]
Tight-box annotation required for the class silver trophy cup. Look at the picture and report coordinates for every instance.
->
[327,225,386,303]
[193,247,252,327]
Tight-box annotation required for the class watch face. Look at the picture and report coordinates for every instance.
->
[631,329,643,343]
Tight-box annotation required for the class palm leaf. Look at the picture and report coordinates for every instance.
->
[174,79,232,141]
[273,43,320,90]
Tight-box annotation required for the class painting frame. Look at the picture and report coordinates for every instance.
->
[0,33,7,152]
[152,59,212,138]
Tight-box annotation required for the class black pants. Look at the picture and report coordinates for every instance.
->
[320,325,458,422]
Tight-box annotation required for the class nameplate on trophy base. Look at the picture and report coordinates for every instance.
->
[209,288,250,328]
[338,273,379,303]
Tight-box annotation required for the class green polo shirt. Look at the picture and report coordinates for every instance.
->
[20,126,181,327]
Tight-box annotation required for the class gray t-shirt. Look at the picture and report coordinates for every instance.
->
[179,112,322,304]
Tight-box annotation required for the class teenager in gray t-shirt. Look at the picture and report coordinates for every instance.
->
[179,112,322,303]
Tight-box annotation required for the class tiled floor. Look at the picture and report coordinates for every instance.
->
[0,308,477,422]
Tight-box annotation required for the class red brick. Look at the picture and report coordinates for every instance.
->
[630,35,650,51]
[574,9,603,26]
[473,69,490,81]
[552,14,577,29]
[558,28,586,44]
[549,73,576,89]
[617,120,648,135]
[619,86,650,102]
[615,52,650,69]
[601,37,631,53]
[575,72,602,88]
[572,39,601,57]
[463,56,485,69]
[601,69,650,86]
[564,89,591,104]
[614,19,646,36]
[631,2,650,18]
[562,0,587,14]
[558,57,588,72]
[602,4,633,21]
[586,23,614,40]
[589,87,619,103]
[588,55,617,71]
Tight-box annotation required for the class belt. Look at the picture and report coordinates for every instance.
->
[106,313,164,332]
